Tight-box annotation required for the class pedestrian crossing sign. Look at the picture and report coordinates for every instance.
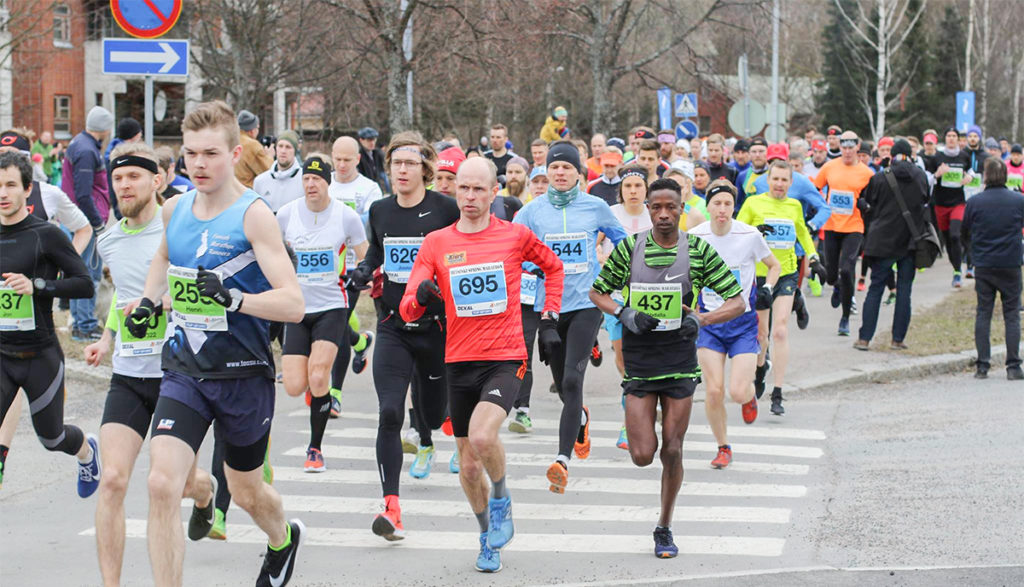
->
[675,93,698,118]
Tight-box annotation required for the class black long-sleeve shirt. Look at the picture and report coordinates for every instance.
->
[1,214,94,351]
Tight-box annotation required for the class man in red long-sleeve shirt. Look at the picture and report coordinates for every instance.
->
[401,157,563,573]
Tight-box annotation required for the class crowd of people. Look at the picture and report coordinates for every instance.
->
[0,99,1022,585]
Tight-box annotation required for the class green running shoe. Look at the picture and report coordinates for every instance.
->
[508,410,532,433]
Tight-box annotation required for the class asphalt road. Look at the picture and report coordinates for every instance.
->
[1,343,1022,585]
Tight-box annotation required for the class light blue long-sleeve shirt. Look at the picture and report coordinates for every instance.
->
[752,171,829,257]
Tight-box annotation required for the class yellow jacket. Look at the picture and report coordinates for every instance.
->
[235,132,273,188]
[540,116,566,143]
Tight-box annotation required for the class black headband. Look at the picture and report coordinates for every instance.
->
[109,154,159,175]
[619,168,648,182]
[706,184,735,203]
[302,157,333,183]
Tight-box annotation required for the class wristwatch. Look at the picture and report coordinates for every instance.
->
[227,288,244,312]
[32,277,47,293]
[613,305,624,317]
[541,310,559,321]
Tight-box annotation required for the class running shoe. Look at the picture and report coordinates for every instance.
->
[770,389,785,416]
[549,382,559,395]
[508,410,532,433]
[329,388,342,418]
[449,447,460,474]
[304,448,325,473]
[276,372,284,384]
[546,461,568,494]
[856,277,866,292]
[590,342,603,367]
[475,532,502,573]
[853,339,870,351]
[351,331,373,374]
[255,519,304,587]
[371,496,405,541]
[837,317,850,336]
[741,397,758,424]
[653,527,678,559]
[952,273,963,289]
[77,433,101,498]
[441,416,454,436]
[409,445,435,479]
[487,496,515,549]
[263,441,274,485]
[850,298,858,315]
[830,287,841,308]
[710,445,732,469]
[884,290,897,305]
[401,428,420,454]
[208,508,227,540]
[616,426,629,450]
[188,476,217,541]
[965,266,975,279]
[808,275,823,297]
[71,325,103,342]
[793,289,809,330]
[890,341,909,351]
[753,359,772,399]
[574,406,591,460]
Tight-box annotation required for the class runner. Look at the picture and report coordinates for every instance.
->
[435,146,467,197]
[586,150,623,206]
[400,156,564,572]
[923,127,974,287]
[125,101,305,586]
[705,133,737,184]
[803,136,829,179]
[513,140,627,493]
[0,150,100,500]
[82,143,217,586]
[252,130,303,212]
[735,137,770,210]
[738,161,825,415]
[812,131,874,335]
[691,180,781,467]
[590,177,745,557]
[526,166,548,203]
[345,131,460,538]
[278,154,367,473]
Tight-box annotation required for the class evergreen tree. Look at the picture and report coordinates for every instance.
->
[889,0,938,134]
[816,0,873,136]
[927,4,967,131]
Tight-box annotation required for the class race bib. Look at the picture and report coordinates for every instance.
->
[629,282,683,331]
[763,218,797,250]
[383,237,423,283]
[940,168,964,189]
[830,191,854,216]
[294,246,337,284]
[545,232,588,274]
[965,173,982,189]
[450,262,508,317]
[0,286,34,331]
[116,299,167,357]
[167,266,227,331]
[702,268,741,311]
[520,273,537,305]
[1007,174,1023,191]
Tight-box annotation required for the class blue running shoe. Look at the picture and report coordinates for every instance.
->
[449,446,460,474]
[77,433,101,498]
[487,496,514,549]
[837,317,850,336]
[475,532,502,573]
[409,445,434,479]
[653,526,678,558]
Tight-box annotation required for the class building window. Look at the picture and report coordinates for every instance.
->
[54,95,72,138]
[53,3,72,47]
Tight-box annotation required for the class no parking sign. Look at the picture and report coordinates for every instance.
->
[110,0,182,39]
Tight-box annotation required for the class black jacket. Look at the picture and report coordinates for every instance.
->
[860,160,931,259]
[962,186,1024,268]
[358,146,386,184]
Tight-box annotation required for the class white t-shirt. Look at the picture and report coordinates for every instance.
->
[277,198,366,312]
[252,160,305,213]
[602,203,652,254]
[40,182,89,231]
[329,173,383,217]
[689,220,771,312]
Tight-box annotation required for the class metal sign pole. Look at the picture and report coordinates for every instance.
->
[144,75,154,145]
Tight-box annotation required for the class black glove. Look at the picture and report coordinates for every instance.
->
[196,265,231,308]
[126,297,161,339]
[537,317,561,365]
[679,312,701,343]
[809,257,828,283]
[530,267,545,279]
[755,285,773,310]
[618,307,660,335]
[415,279,442,306]
[345,264,373,290]
[756,224,775,237]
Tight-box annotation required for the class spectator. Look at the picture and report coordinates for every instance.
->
[853,139,931,351]
[234,109,272,188]
[961,157,1024,380]
[540,106,569,143]
[104,117,142,164]
[60,105,113,341]
[154,146,183,200]
[357,127,387,191]
[31,130,61,183]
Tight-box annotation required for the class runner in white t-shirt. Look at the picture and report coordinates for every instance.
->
[690,179,780,470]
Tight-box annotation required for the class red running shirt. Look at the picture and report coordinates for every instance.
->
[400,216,564,362]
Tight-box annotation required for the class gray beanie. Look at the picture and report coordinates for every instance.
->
[983,137,999,150]
[86,106,114,132]
[237,109,259,132]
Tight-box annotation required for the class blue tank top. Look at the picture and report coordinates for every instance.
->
[163,189,274,380]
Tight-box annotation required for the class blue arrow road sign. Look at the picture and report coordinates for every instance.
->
[955,91,975,134]
[102,38,188,76]
[675,92,698,118]
[675,119,699,140]
[657,88,672,131]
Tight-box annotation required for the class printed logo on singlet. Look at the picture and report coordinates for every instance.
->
[195,230,209,258]
[445,251,467,266]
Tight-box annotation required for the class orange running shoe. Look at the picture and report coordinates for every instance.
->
[711,445,732,469]
[741,398,758,424]
[441,416,453,436]
[546,461,568,494]
[574,406,591,459]
[372,495,405,541]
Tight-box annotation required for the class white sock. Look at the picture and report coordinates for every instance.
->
[556,454,569,466]
[580,410,588,427]
[77,443,93,465]
[519,407,530,415]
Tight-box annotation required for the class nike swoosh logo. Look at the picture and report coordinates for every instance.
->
[665,273,686,281]
[428,375,442,380]
[418,211,432,217]
[270,555,292,587]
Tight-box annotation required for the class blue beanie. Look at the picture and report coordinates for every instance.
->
[966,124,982,138]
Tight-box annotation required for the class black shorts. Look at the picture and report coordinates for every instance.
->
[283,308,347,355]
[622,376,699,400]
[447,360,525,438]
[101,374,162,439]
[757,271,799,298]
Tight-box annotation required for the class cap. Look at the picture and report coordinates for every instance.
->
[547,141,581,172]
[923,132,938,144]
[766,143,789,162]
[529,165,548,180]
[436,146,466,175]
[877,136,894,148]
[674,139,691,154]
[237,110,259,132]
[811,139,827,151]
[116,118,142,141]
[1011,144,1023,154]
[553,106,568,118]
[669,159,694,181]
[858,143,872,155]
[733,138,751,152]
[277,130,299,152]
[599,151,623,166]
[749,137,768,149]
[358,127,379,140]
[966,124,982,137]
